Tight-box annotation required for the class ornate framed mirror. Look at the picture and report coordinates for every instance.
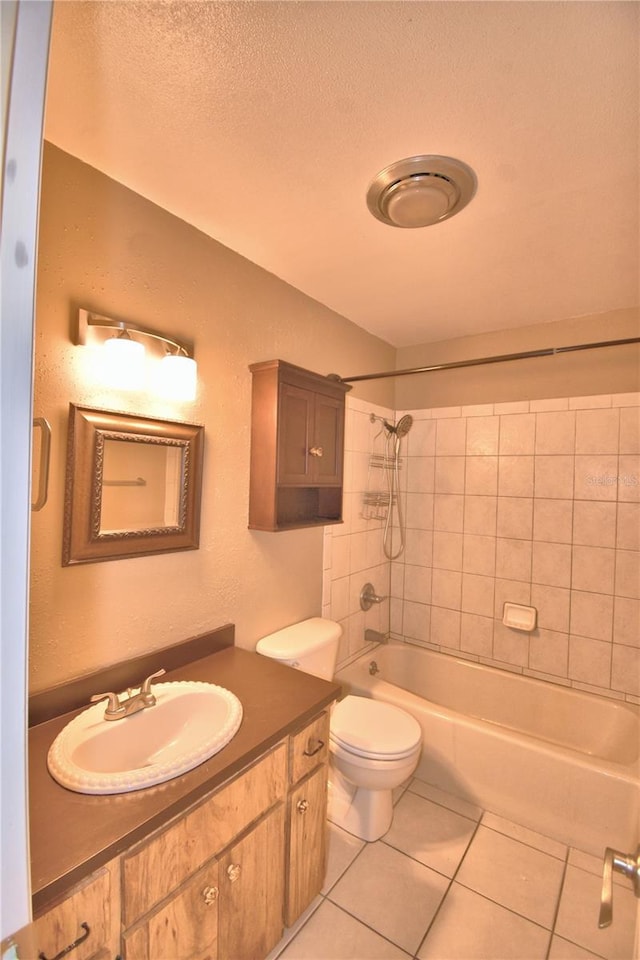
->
[62,405,204,565]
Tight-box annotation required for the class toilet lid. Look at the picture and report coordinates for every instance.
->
[331,696,422,759]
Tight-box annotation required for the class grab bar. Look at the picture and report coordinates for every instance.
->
[31,417,52,511]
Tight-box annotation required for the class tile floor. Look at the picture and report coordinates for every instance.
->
[267,778,638,960]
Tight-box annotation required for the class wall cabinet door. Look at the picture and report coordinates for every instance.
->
[285,765,328,926]
[218,804,286,960]
[277,385,343,487]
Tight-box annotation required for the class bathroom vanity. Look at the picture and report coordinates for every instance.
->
[20,627,340,960]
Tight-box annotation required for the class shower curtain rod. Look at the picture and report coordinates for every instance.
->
[330,336,640,384]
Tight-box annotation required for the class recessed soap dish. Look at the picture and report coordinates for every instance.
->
[502,602,537,632]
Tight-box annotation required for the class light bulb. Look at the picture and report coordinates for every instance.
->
[158,354,197,401]
[102,336,145,390]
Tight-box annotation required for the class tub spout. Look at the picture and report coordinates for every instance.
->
[598,845,640,928]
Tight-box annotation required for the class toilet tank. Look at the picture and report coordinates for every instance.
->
[256,617,342,680]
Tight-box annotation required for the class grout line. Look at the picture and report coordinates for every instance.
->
[477,814,568,862]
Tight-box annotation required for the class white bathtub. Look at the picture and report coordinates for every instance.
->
[336,642,640,855]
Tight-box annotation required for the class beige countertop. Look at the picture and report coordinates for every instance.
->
[29,645,340,914]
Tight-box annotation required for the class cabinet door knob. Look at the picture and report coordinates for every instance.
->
[227,863,241,883]
[202,885,219,906]
[297,799,310,814]
[309,446,324,458]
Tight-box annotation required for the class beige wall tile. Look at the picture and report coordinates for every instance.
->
[531,584,570,633]
[434,456,465,494]
[611,644,640,696]
[433,494,464,532]
[571,545,615,594]
[466,416,499,455]
[497,497,533,539]
[575,409,619,454]
[496,538,533,582]
[405,491,434,530]
[460,613,493,657]
[461,403,495,418]
[532,541,572,588]
[436,418,467,456]
[529,629,569,677]
[615,549,640,599]
[568,394,613,410]
[613,596,640,647]
[494,579,531,618]
[462,534,497,576]
[463,495,497,535]
[461,573,495,617]
[493,622,529,667]
[407,456,435,493]
[616,502,639,550]
[431,568,462,609]
[465,455,498,495]
[569,590,613,642]
[618,455,640,501]
[530,398,569,412]
[404,528,433,567]
[432,531,463,571]
[498,456,534,497]
[619,407,640,454]
[533,498,573,543]
[402,600,431,643]
[535,411,576,454]
[568,634,611,686]
[494,401,530,415]
[430,606,461,648]
[408,419,437,457]
[612,393,640,407]
[404,564,432,604]
[572,500,616,548]
[534,456,575,499]
[574,454,618,500]
[498,413,536,455]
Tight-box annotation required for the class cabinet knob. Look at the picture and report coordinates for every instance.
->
[227,863,241,883]
[297,799,310,814]
[309,446,324,458]
[202,885,219,906]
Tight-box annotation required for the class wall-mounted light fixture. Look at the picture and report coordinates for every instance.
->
[74,309,197,401]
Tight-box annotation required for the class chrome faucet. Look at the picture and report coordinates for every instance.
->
[90,668,166,721]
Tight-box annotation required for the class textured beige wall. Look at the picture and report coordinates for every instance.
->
[395,309,640,411]
[30,143,394,692]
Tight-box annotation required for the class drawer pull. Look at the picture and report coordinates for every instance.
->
[38,922,90,960]
[297,799,309,814]
[303,738,325,757]
[202,885,219,906]
[227,863,241,883]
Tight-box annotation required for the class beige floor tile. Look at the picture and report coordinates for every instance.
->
[555,866,637,960]
[408,778,483,821]
[266,896,323,960]
[328,840,449,955]
[455,825,565,928]
[548,935,605,959]
[383,790,477,877]
[480,811,567,859]
[321,822,366,894]
[567,849,629,888]
[278,899,411,960]
[417,883,550,959]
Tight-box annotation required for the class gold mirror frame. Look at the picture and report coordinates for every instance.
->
[62,405,204,565]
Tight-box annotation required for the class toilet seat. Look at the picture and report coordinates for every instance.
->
[330,695,422,761]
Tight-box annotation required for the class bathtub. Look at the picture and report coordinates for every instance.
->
[336,642,640,855]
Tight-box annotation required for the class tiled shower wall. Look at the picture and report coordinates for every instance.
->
[324,393,640,703]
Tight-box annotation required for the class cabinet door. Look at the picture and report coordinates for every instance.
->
[313,393,343,485]
[123,861,220,960]
[285,765,328,926]
[277,383,314,484]
[31,865,116,960]
[218,804,286,960]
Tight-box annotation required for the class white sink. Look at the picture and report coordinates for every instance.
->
[47,681,243,795]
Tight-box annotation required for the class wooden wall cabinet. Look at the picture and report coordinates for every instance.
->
[27,713,331,960]
[249,360,350,531]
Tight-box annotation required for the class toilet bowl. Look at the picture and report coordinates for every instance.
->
[255,618,423,842]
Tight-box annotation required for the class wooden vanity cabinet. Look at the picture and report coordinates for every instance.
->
[285,712,330,926]
[249,360,350,531]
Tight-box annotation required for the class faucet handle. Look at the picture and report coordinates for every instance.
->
[140,668,166,697]
[90,691,122,715]
[598,846,640,928]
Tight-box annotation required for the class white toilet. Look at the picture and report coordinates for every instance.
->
[256,617,422,841]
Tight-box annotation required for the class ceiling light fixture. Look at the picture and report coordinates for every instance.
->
[366,155,477,228]
[74,309,197,400]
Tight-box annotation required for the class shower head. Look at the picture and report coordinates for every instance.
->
[395,415,413,438]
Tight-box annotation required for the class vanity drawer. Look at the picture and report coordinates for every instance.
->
[32,865,113,960]
[289,712,329,784]
[123,742,287,926]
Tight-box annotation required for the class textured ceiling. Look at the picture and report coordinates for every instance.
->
[44,1,639,348]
